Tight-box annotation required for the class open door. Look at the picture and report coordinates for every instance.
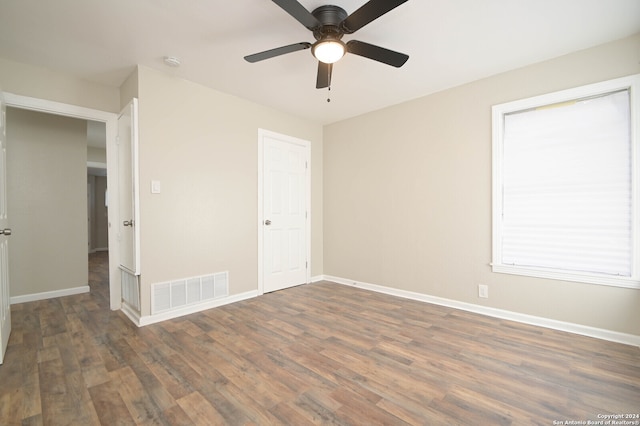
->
[117,99,140,275]
[0,91,11,364]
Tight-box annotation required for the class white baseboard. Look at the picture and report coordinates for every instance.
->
[321,275,640,347]
[120,301,142,325]
[133,290,259,327]
[10,285,90,304]
[310,275,324,283]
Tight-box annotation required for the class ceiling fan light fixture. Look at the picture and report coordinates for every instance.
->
[312,39,346,64]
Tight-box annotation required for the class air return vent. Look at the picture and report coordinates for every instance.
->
[121,268,140,312]
[152,271,229,315]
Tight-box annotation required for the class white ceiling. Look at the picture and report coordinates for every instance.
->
[1,0,639,125]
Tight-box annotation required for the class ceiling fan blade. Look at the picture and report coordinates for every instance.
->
[244,42,311,63]
[272,0,321,30]
[340,0,409,34]
[346,40,409,67]
[316,62,333,89]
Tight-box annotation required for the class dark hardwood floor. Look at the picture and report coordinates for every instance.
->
[0,251,638,425]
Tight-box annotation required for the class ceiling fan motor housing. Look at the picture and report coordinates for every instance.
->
[312,5,348,40]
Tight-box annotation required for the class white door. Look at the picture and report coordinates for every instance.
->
[260,130,310,293]
[0,91,11,364]
[117,99,140,275]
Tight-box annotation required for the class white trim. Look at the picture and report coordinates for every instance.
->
[133,290,259,327]
[257,128,311,295]
[10,285,90,304]
[311,275,324,283]
[3,93,114,121]
[322,275,640,347]
[491,264,640,289]
[121,301,142,326]
[2,92,121,310]
[87,161,107,169]
[257,131,264,295]
[491,74,640,289]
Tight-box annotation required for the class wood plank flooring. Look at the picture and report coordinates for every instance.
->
[1,251,638,425]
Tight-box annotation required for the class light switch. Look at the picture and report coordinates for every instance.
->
[151,180,161,194]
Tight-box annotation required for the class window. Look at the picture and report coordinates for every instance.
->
[492,74,640,289]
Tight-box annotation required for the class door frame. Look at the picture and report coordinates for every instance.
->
[257,128,311,295]
[2,92,122,310]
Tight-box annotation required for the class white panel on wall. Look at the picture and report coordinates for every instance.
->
[121,268,140,312]
[153,282,170,312]
[171,281,187,308]
[187,278,200,304]
[152,271,229,315]
[214,272,229,299]
[202,275,215,300]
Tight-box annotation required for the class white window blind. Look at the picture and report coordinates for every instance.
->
[492,74,640,288]
[502,90,631,276]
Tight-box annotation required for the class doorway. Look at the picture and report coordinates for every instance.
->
[258,129,311,294]
[87,120,109,255]
[7,108,91,300]
[3,92,120,310]
[87,120,109,299]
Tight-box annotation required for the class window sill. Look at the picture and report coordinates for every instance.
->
[491,264,640,290]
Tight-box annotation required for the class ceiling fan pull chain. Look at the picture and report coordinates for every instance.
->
[327,86,331,103]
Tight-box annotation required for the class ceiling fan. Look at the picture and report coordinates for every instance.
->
[244,0,410,89]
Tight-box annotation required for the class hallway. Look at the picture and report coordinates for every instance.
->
[88,251,109,303]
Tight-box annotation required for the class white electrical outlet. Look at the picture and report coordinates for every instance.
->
[478,284,489,298]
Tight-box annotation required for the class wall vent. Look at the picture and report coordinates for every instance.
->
[152,271,229,315]
[121,268,140,313]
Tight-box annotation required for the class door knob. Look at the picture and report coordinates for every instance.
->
[0,228,11,236]
[264,220,271,226]
[123,220,134,227]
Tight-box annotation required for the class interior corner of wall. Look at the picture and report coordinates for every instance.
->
[119,67,140,111]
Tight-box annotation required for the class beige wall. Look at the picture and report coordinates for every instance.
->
[2,33,638,337]
[120,67,139,109]
[7,108,88,296]
[0,57,120,113]
[323,33,640,336]
[87,147,106,164]
[136,66,323,316]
